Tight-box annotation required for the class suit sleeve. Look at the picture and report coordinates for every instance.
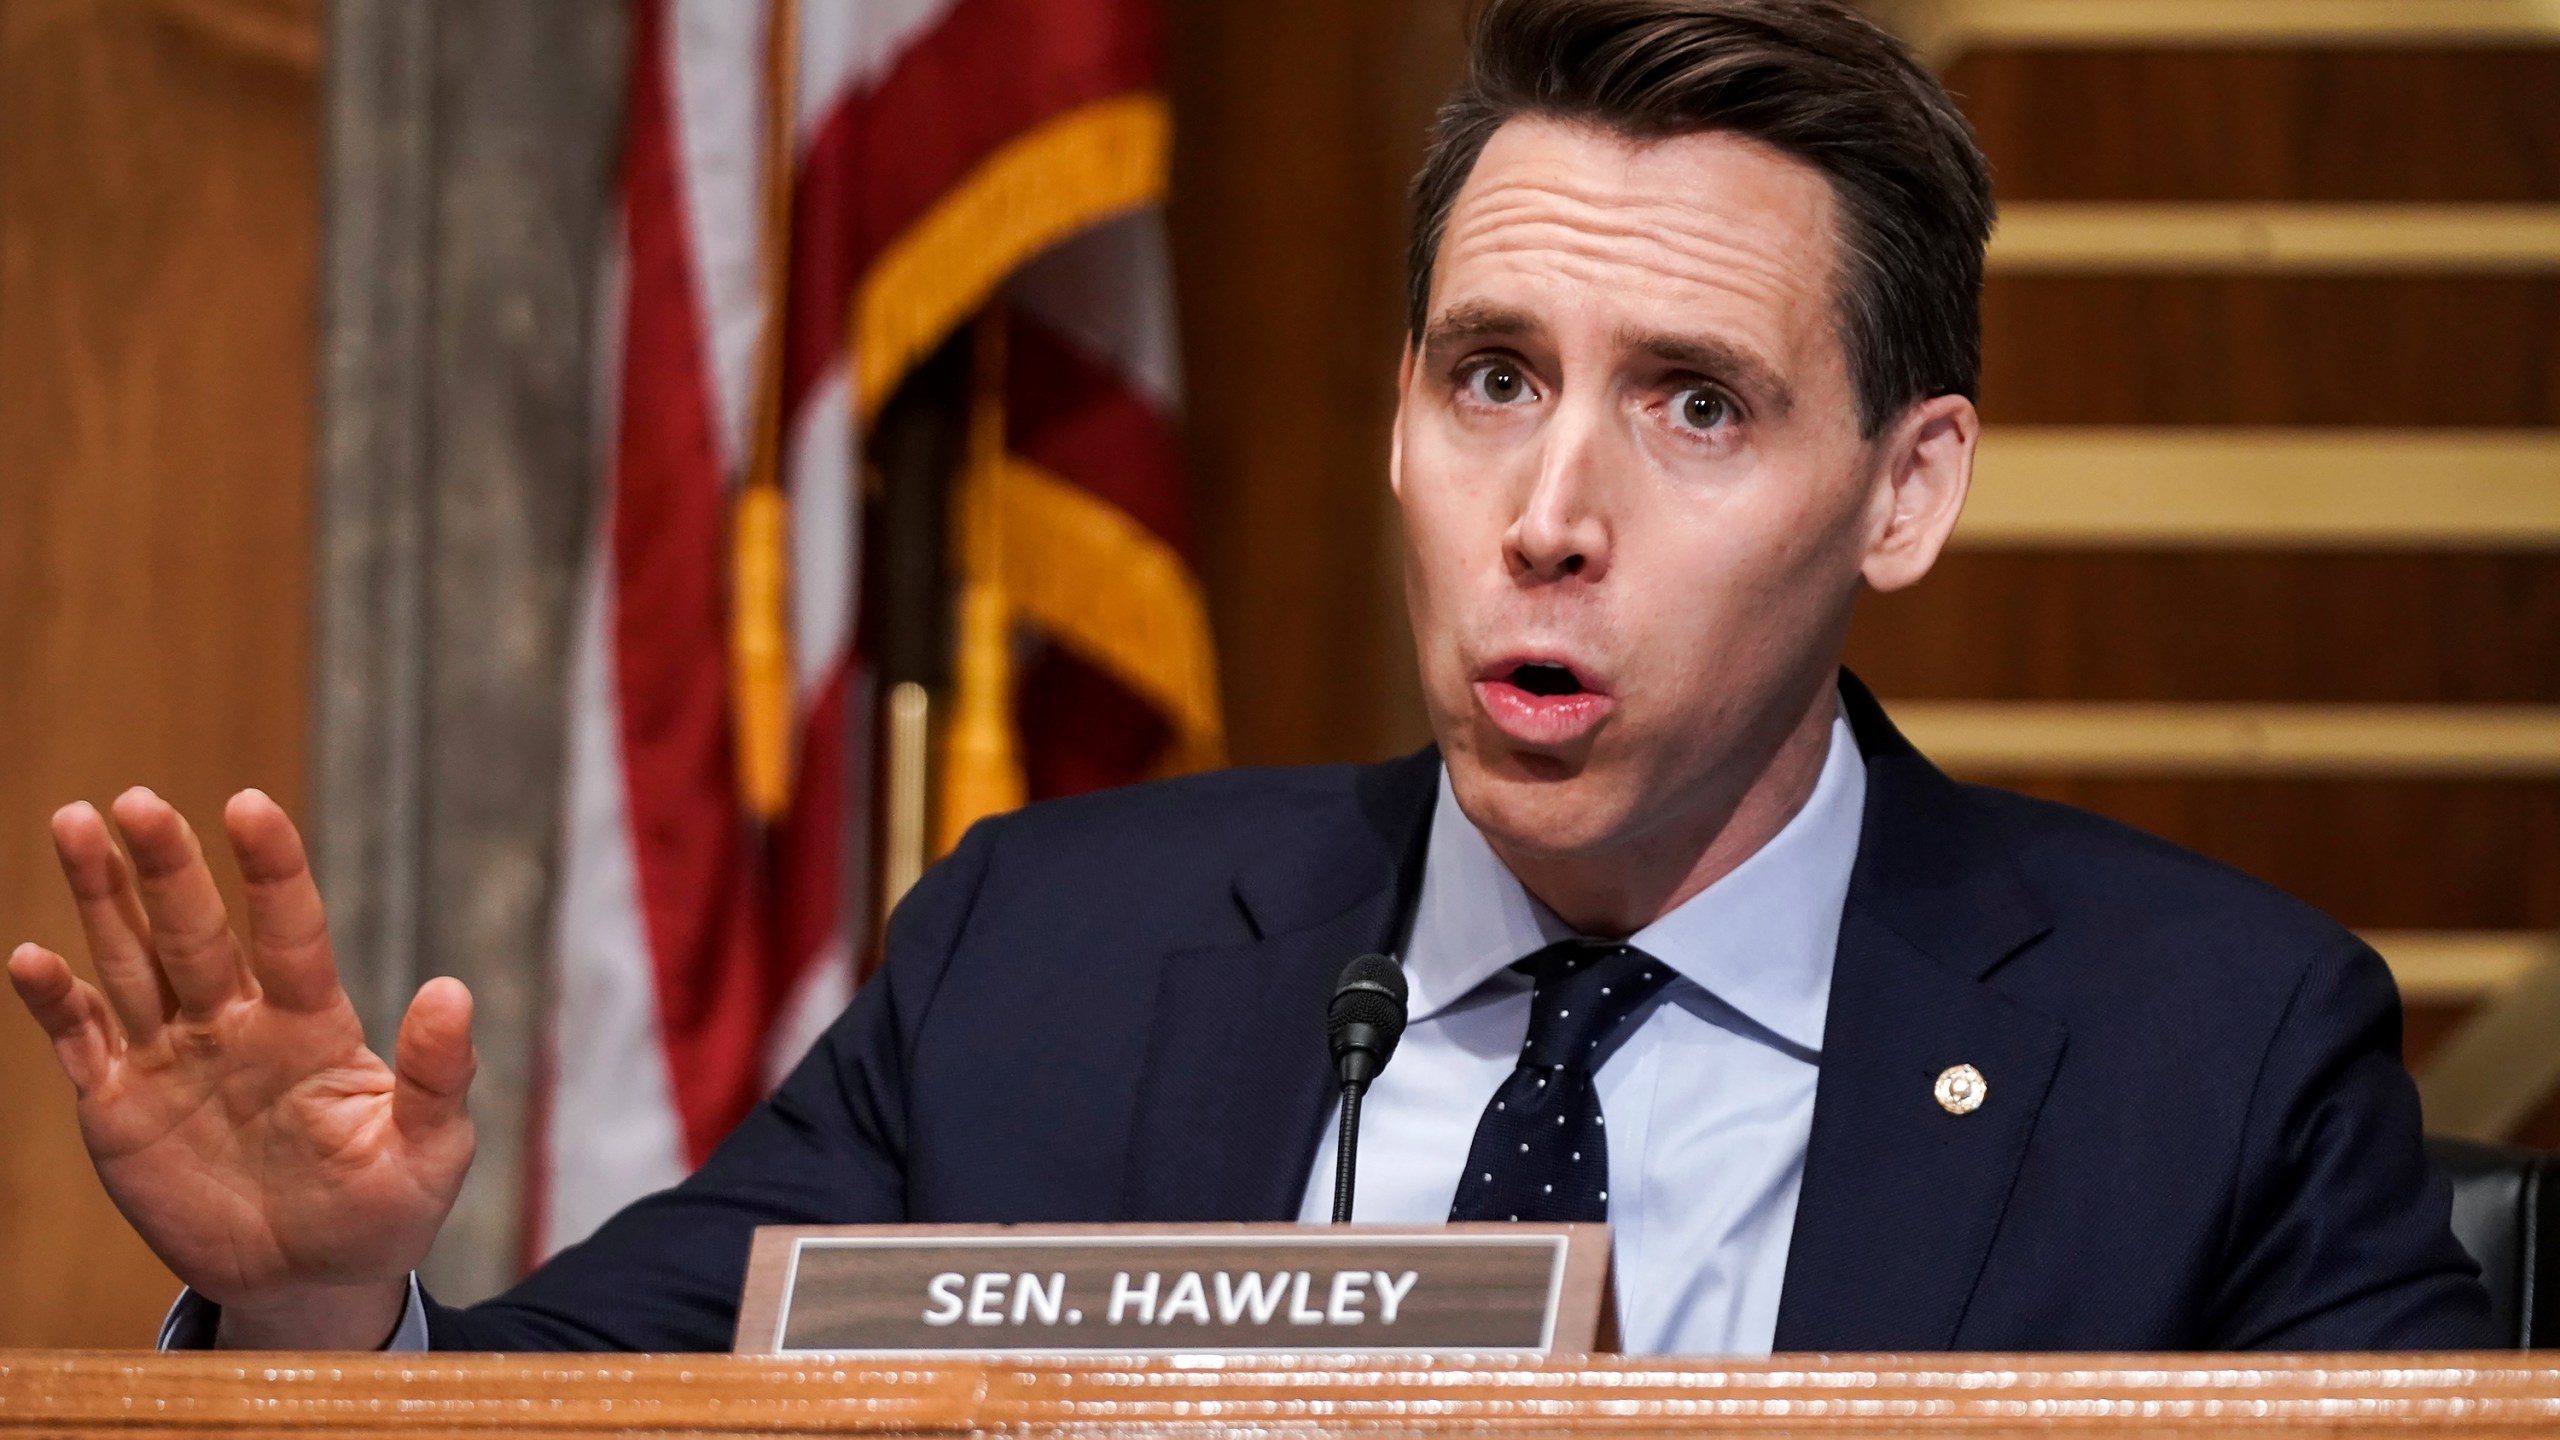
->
[421,815,1005,1351]
[2207,936,2498,1350]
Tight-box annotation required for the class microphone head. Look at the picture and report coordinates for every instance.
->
[1328,953,1410,1081]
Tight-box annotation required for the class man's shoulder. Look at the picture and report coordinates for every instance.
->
[1952,778,2385,1031]
[1976,781,2347,937]
[1851,678,2372,1017]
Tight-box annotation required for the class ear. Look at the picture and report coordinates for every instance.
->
[1389,336,1417,499]
[1859,392,1977,593]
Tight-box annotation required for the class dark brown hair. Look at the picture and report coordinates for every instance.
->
[1408,0,1995,436]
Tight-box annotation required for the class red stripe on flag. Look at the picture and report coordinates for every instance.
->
[1004,312,1191,554]
[779,0,1162,420]
[1018,646,1171,799]
[610,0,772,1168]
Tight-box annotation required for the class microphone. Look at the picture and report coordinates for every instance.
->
[1325,954,1409,1223]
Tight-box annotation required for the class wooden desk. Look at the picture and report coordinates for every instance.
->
[3,1351,2558,1437]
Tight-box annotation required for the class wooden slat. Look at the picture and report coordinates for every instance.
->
[1956,430,2560,548]
[1894,702,2560,774]
[1989,204,2560,272]
[1951,50,2560,206]
[1888,0,2560,64]
[2417,943,2560,1139]
[1847,552,2560,706]
[1965,775,2560,933]
[1981,277,2560,429]
[2368,930,2557,1001]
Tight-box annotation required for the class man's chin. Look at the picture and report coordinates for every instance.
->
[1444,751,1635,861]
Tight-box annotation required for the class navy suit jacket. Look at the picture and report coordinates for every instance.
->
[429,676,2494,1351]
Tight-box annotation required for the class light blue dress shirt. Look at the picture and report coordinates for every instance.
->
[1296,707,1865,1355]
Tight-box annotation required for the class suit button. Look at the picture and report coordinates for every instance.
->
[1934,1063,1987,1115]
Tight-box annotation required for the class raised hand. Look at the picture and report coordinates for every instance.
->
[5,788,477,1348]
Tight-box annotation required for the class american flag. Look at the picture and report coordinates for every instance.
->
[533,0,1217,1260]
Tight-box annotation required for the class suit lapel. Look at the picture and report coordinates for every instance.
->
[1772,675,2069,1351]
[1770,904,2067,1349]
[1122,752,1439,1221]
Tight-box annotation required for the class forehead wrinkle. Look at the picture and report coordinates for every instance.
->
[1440,181,1821,322]
[1438,222,1813,392]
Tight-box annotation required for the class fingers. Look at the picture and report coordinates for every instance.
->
[392,977,477,1144]
[111,787,255,1018]
[51,801,172,1039]
[7,944,119,1091]
[225,790,343,1014]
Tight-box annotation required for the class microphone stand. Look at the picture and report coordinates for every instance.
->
[1329,1081,1366,1224]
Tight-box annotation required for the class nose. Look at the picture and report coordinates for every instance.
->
[1503,397,1613,585]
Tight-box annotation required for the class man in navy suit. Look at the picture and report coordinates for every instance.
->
[10,0,2492,1352]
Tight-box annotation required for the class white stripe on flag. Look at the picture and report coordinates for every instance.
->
[541,550,690,1258]
[786,365,857,697]
[670,0,775,478]
[793,0,959,143]
[763,929,854,1093]
[1007,209,1185,412]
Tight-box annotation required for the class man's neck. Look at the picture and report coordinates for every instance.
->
[1487,683,1842,938]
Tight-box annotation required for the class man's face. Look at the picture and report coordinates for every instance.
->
[1393,118,1906,866]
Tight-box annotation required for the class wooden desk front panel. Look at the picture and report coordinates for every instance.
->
[1,1351,2556,1438]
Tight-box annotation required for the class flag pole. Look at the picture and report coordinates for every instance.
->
[869,329,974,937]
[731,0,801,823]
[935,307,1027,853]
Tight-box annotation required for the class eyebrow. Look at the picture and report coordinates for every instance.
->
[1618,327,1795,419]
[1419,302,1540,358]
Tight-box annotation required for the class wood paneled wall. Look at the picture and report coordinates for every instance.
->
[1166,0,1464,767]
[0,0,321,1347]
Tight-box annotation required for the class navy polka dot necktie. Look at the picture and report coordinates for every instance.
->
[1448,938,1675,1224]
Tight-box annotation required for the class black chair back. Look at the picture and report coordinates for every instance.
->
[2428,1136,2556,1347]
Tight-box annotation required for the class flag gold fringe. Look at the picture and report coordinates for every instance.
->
[852,94,1168,421]
[985,454,1223,775]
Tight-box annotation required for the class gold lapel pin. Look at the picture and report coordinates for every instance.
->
[1934,1063,1987,1115]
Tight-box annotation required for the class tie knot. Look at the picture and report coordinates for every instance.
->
[1513,938,1673,1070]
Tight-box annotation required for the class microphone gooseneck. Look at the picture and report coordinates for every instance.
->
[1326,953,1409,1224]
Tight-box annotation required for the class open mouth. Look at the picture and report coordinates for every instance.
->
[1473,656,1615,747]
[1507,660,1587,698]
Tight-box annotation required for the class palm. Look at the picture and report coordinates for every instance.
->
[8,789,475,1318]
[82,993,459,1303]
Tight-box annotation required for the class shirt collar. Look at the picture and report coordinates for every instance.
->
[1400,704,1866,1054]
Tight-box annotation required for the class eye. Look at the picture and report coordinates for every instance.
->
[1461,358,1535,407]
[1671,386,1734,433]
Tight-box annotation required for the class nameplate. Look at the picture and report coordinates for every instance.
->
[734,1223,1611,1355]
